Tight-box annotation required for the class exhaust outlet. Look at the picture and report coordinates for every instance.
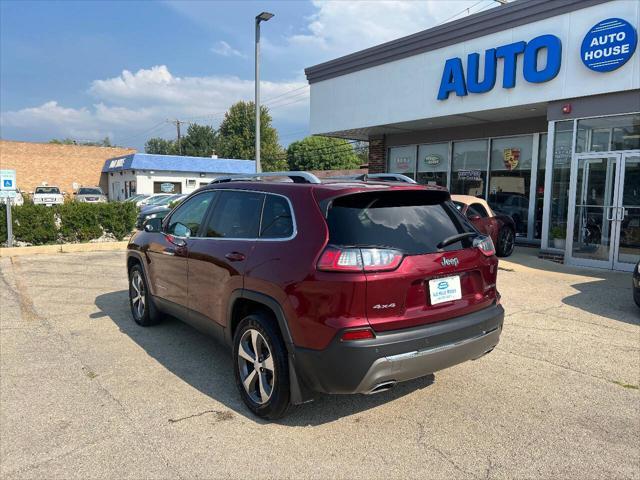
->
[366,381,396,395]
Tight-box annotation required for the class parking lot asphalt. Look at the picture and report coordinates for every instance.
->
[1,248,638,479]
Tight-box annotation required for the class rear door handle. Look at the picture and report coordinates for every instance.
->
[225,252,246,262]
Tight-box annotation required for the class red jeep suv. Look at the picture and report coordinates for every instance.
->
[127,172,504,419]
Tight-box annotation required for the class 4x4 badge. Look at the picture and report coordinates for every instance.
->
[441,257,459,267]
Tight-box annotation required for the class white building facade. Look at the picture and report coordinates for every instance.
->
[306,0,640,271]
[102,153,256,201]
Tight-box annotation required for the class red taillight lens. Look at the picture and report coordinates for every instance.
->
[473,235,496,257]
[340,328,375,341]
[317,247,403,272]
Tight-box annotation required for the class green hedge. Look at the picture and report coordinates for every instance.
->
[0,202,137,245]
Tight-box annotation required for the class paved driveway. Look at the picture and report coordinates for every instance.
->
[1,249,638,479]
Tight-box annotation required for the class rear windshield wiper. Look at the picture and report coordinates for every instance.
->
[437,232,478,250]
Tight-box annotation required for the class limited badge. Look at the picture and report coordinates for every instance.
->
[503,148,520,171]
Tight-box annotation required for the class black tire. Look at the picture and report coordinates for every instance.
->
[233,314,290,420]
[496,227,515,257]
[128,264,161,326]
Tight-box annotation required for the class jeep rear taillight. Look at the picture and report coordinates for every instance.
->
[473,235,496,257]
[317,247,403,272]
[340,328,376,341]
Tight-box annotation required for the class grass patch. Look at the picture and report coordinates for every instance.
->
[612,380,639,390]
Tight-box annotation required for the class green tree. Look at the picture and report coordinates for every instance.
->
[145,137,176,155]
[181,124,217,157]
[215,101,287,171]
[287,136,361,171]
[49,137,113,147]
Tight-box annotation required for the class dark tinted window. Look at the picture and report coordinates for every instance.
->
[166,192,216,237]
[35,187,60,194]
[327,190,473,254]
[78,188,102,195]
[205,191,264,238]
[468,203,489,218]
[260,195,293,238]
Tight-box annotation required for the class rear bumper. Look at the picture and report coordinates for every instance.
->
[293,304,504,394]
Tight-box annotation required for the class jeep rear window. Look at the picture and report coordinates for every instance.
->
[326,190,474,254]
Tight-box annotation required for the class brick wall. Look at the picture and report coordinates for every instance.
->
[368,136,386,173]
[0,140,135,194]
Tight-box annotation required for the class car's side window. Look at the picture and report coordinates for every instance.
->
[204,191,264,239]
[468,203,489,218]
[166,192,216,238]
[260,195,294,239]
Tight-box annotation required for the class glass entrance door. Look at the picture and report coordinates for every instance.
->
[567,153,640,271]
[614,154,640,270]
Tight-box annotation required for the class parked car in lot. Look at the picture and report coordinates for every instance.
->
[125,194,148,204]
[32,186,64,206]
[140,194,185,213]
[136,193,172,208]
[126,172,504,419]
[74,186,107,203]
[487,192,529,236]
[135,205,171,230]
[633,260,640,308]
[451,195,516,257]
[136,194,186,229]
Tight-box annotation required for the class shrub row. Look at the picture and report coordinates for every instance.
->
[0,202,137,246]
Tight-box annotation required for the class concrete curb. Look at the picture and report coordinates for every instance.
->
[0,241,128,257]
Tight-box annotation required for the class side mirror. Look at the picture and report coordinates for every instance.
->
[144,217,163,232]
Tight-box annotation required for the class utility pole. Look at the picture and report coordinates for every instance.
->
[167,119,190,155]
[255,11,274,173]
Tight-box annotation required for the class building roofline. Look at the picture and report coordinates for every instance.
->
[304,0,611,84]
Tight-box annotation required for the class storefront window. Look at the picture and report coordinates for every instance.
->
[576,113,640,153]
[388,146,416,179]
[154,181,182,194]
[548,121,573,248]
[534,134,547,240]
[417,143,448,187]
[451,140,487,197]
[125,180,137,199]
[487,135,533,237]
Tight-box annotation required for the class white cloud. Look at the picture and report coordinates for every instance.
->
[1,66,308,147]
[284,0,495,60]
[211,40,246,58]
[1,1,496,147]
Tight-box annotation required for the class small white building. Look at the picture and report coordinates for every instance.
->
[101,153,256,201]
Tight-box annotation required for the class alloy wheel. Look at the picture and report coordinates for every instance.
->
[130,271,146,320]
[237,329,275,405]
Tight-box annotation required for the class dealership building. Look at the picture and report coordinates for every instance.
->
[306,0,639,271]
[102,153,255,201]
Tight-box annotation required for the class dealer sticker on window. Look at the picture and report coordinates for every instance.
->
[428,275,462,305]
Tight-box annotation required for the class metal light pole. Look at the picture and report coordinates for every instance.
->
[255,11,274,173]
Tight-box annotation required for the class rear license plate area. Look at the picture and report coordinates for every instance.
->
[428,275,462,305]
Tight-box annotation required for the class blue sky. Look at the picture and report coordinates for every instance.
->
[1,0,493,151]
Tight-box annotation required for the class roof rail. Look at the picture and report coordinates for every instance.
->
[364,173,417,184]
[210,171,322,185]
